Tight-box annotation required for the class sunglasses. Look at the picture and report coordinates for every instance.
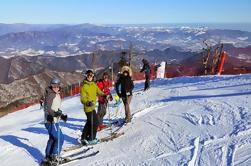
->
[51,85,60,88]
[87,74,94,77]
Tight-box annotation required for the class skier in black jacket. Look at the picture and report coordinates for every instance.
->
[115,66,134,123]
[140,59,151,91]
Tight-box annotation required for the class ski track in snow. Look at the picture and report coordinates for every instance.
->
[1,74,251,166]
[188,136,200,166]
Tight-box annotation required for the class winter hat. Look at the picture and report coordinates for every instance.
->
[86,69,94,75]
[121,66,132,77]
[85,70,95,81]
[103,72,108,76]
[142,59,148,64]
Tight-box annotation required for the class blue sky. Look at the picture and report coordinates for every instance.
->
[0,0,250,24]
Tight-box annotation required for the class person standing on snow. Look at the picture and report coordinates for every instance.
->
[115,66,134,123]
[42,77,68,165]
[140,59,151,91]
[96,72,113,131]
[80,70,107,145]
[40,96,44,109]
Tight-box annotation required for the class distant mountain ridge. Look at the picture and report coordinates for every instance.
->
[0,23,251,58]
[0,23,70,36]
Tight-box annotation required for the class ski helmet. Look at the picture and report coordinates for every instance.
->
[50,77,60,85]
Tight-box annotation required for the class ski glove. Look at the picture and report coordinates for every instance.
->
[54,109,62,117]
[61,114,68,122]
[86,101,94,107]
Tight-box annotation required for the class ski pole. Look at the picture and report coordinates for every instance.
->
[107,100,112,136]
[57,122,60,165]
[91,111,93,141]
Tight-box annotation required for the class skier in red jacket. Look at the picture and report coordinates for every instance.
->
[96,72,113,131]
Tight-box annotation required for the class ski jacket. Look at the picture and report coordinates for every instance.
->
[80,80,104,113]
[140,60,151,77]
[96,79,112,104]
[115,75,134,97]
[43,87,61,123]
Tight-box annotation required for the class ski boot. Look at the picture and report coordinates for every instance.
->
[88,138,100,145]
[81,139,89,146]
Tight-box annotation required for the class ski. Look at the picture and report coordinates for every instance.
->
[62,147,93,158]
[40,150,99,166]
[100,132,124,142]
[63,144,86,152]
[64,131,125,152]
[60,151,99,165]
[63,119,126,152]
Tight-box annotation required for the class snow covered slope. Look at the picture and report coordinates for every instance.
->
[0,74,251,166]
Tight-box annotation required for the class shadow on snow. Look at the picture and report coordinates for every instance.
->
[0,135,44,163]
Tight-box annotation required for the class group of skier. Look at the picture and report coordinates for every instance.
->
[41,59,151,165]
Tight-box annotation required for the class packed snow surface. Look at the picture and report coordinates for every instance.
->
[0,74,251,166]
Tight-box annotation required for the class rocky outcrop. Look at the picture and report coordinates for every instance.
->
[0,70,83,112]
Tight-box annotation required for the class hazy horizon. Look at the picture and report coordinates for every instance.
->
[1,22,251,32]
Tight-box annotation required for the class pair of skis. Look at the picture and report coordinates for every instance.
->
[63,132,125,152]
[63,120,126,152]
[40,147,99,166]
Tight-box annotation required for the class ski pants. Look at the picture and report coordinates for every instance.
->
[144,74,150,91]
[97,102,107,125]
[81,110,99,141]
[122,95,132,121]
[45,123,64,157]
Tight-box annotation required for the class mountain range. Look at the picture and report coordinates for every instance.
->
[0,23,251,58]
[0,23,251,113]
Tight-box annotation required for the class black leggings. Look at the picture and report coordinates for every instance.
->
[81,110,99,141]
[144,76,150,91]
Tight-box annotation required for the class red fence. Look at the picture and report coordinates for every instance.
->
[8,83,82,113]
[12,99,40,112]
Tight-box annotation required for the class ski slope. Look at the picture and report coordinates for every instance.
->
[0,74,251,166]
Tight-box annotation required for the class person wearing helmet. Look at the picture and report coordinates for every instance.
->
[96,72,113,131]
[115,66,134,123]
[41,77,68,165]
[80,70,106,145]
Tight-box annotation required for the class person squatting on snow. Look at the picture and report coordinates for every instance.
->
[43,77,68,163]
[96,72,113,131]
[140,59,151,91]
[80,70,107,145]
[115,66,134,123]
